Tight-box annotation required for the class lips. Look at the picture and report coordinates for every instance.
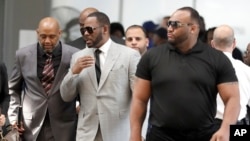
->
[167,33,174,39]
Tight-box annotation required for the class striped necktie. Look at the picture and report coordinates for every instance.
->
[41,53,54,94]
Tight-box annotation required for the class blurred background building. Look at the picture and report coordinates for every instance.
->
[1,0,250,75]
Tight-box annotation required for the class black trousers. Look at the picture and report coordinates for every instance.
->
[37,113,55,141]
[146,124,220,141]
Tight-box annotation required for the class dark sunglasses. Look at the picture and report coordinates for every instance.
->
[167,21,193,29]
[80,26,102,35]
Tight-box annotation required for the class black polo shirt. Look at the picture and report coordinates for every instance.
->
[136,41,237,130]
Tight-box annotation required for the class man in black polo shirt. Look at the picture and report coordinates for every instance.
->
[129,7,240,141]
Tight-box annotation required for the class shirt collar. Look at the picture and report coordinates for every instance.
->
[38,42,62,57]
[223,52,233,60]
[169,40,204,54]
[94,38,112,54]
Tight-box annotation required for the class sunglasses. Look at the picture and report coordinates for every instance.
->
[80,26,102,35]
[167,21,193,29]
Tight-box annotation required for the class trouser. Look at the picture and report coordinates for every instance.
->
[94,124,103,141]
[37,115,54,141]
[146,124,220,141]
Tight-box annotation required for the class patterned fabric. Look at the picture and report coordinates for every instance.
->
[41,53,54,94]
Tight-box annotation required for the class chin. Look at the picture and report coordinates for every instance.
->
[43,48,53,53]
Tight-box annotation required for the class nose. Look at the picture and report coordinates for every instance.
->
[44,37,51,43]
[167,26,173,32]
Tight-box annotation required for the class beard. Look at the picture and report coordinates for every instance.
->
[88,32,103,48]
[39,40,59,53]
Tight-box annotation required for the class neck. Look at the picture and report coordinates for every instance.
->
[176,39,197,54]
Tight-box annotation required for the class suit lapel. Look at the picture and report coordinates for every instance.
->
[86,48,98,90]
[98,44,119,89]
[28,46,47,97]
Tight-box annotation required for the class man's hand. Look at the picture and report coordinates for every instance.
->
[210,127,229,141]
[12,121,25,135]
[0,114,6,126]
[72,56,94,74]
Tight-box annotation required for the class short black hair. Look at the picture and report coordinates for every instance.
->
[126,25,147,38]
[178,7,201,26]
[87,12,110,27]
[110,22,125,36]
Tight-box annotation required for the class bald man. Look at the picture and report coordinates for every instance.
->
[211,25,250,125]
[67,7,124,49]
[8,17,79,141]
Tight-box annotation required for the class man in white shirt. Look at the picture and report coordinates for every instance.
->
[211,24,250,125]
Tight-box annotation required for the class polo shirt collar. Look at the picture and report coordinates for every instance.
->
[169,40,204,54]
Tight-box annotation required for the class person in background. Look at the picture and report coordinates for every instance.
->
[211,24,250,125]
[60,12,140,141]
[243,42,250,66]
[204,26,217,46]
[159,16,170,30]
[8,17,79,141]
[232,47,243,61]
[0,62,9,135]
[152,27,168,47]
[198,16,206,42]
[125,25,149,55]
[125,24,149,140]
[130,7,240,141]
[67,7,124,50]
[142,21,158,49]
[110,22,125,39]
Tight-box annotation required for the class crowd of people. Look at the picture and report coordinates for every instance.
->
[0,6,250,141]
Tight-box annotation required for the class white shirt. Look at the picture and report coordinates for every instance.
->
[216,52,250,120]
[93,38,112,70]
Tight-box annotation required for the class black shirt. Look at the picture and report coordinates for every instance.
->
[37,43,62,81]
[136,41,237,130]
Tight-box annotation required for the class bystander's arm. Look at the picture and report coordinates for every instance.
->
[130,78,151,141]
[211,82,240,141]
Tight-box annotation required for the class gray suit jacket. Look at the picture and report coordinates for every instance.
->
[60,41,140,141]
[8,43,79,141]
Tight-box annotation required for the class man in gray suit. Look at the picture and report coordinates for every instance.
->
[60,12,140,141]
[8,17,79,141]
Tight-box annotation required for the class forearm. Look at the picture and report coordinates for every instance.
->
[130,98,147,141]
[221,95,240,129]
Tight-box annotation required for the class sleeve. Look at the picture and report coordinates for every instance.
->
[128,50,141,91]
[216,52,238,84]
[135,51,152,81]
[0,62,10,116]
[60,54,79,102]
[8,52,23,124]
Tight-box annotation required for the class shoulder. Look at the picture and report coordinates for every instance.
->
[16,43,37,55]
[72,47,92,58]
[111,42,137,53]
[62,43,80,53]
[142,43,170,59]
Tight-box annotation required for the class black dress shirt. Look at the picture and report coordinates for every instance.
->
[37,43,62,82]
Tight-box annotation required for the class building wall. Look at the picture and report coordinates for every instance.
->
[1,0,51,75]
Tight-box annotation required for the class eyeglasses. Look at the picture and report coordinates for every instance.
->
[167,21,193,29]
[80,26,102,35]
